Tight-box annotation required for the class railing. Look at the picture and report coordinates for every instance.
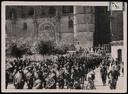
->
[93,44,111,54]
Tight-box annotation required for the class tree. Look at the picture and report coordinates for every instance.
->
[37,40,70,55]
[37,41,54,55]
[10,43,29,58]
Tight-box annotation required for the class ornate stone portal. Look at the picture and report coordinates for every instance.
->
[6,6,95,49]
[38,18,56,42]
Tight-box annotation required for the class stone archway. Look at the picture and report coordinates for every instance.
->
[117,49,122,62]
[38,19,56,42]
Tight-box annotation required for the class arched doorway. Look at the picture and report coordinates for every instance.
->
[117,49,122,62]
[94,6,111,52]
[38,19,56,42]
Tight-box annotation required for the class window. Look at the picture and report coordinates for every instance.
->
[84,6,91,13]
[117,49,122,62]
[23,22,27,31]
[21,7,25,18]
[49,7,56,16]
[28,8,34,17]
[10,8,17,19]
[21,12,25,18]
[63,6,73,14]
[68,19,73,28]
[41,10,45,17]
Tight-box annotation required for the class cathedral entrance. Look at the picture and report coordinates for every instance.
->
[94,6,111,53]
[38,19,56,42]
[117,49,122,62]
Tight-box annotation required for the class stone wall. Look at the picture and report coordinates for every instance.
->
[75,6,95,48]
[111,11,123,41]
[6,6,95,49]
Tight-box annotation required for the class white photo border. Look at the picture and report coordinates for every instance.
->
[1,1,127,93]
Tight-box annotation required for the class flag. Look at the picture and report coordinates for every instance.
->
[108,2,124,11]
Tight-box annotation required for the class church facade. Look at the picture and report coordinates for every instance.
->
[6,6,95,50]
[6,6,120,53]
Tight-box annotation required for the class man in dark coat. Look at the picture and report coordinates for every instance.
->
[25,67,34,89]
[45,70,57,89]
[58,73,65,89]
[108,65,120,89]
[100,64,107,86]
[33,70,43,89]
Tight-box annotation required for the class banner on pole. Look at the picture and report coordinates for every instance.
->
[108,2,124,11]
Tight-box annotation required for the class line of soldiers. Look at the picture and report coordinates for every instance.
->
[6,51,123,90]
[6,53,104,89]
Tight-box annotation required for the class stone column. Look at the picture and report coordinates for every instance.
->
[55,6,62,45]
[55,7,59,44]
[33,7,38,41]
[73,6,77,45]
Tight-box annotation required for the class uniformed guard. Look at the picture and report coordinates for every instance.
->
[45,70,57,89]
[33,71,43,89]
[108,65,120,89]
[68,73,74,89]
[58,72,65,89]
[100,63,107,86]
[13,69,25,89]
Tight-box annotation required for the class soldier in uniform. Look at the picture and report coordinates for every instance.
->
[33,70,43,89]
[25,67,34,89]
[46,70,57,89]
[13,69,25,89]
[58,72,65,89]
[68,73,74,89]
[84,60,88,81]
[33,77,42,89]
[108,65,120,89]
[100,63,107,86]
[64,69,71,89]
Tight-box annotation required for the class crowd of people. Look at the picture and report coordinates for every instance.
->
[5,51,123,90]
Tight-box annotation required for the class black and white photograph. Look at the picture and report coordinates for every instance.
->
[1,1,127,93]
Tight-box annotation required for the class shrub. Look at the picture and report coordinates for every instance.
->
[8,43,31,58]
[10,44,23,58]
[37,40,54,55]
[37,40,70,55]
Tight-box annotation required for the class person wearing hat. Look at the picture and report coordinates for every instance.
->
[58,72,65,89]
[108,64,120,89]
[45,70,57,89]
[68,73,74,89]
[100,63,107,86]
